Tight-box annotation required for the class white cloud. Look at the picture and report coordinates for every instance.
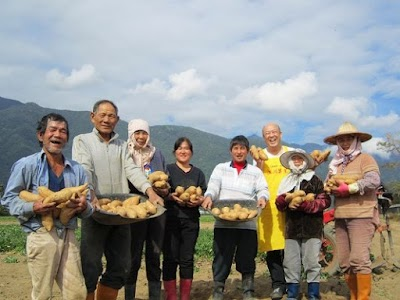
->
[232,72,317,112]
[326,97,370,120]
[128,79,167,96]
[45,64,97,89]
[167,69,211,101]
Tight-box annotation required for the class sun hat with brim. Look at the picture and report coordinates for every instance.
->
[323,122,372,145]
[280,149,315,170]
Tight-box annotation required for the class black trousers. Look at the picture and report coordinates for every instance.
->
[212,228,257,283]
[162,216,200,280]
[266,249,286,289]
[126,213,166,285]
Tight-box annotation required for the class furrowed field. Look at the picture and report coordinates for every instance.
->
[1,215,399,299]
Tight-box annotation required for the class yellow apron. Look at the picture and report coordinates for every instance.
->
[257,146,291,252]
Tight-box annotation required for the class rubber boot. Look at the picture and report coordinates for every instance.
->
[86,292,95,300]
[96,283,119,300]
[213,281,224,300]
[344,273,357,300]
[180,279,192,300]
[356,273,372,300]
[242,273,255,300]
[149,281,161,300]
[286,283,300,300]
[124,284,136,300]
[307,282,320,300]
[163,280,177,300]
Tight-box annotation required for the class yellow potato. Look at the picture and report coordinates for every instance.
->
[211,207,221,215]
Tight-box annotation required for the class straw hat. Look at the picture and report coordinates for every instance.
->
[280,148,315,170]
[323,122,372,145]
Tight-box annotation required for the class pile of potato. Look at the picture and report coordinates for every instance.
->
[98,196,157,219]
[19,183,89,231]
[211,203,258,221]
[324,174,359,194]
[174,185,203,204]
[148,171,170,189]
[249,145,268,160]
[284,190,315,208]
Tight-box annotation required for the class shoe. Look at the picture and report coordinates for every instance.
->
[270,287,285,299]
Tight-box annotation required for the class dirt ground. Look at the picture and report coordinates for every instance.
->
[0,220,399,300]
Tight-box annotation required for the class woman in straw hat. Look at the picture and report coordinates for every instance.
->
[324,122,380,300]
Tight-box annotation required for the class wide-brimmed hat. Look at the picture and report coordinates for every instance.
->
[280,149,315,170]
[323,122,372,145]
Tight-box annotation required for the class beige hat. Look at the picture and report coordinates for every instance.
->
[280,148,315,170]
[323,122,372,145]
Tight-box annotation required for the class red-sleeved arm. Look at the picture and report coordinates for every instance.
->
[298,193,331,214]
[275,193,288,211]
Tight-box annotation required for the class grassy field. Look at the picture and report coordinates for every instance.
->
[0,215,215,259]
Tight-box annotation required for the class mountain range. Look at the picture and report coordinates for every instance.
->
[0,96,397,188]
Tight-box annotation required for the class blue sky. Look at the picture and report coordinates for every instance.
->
[1,1,399,159]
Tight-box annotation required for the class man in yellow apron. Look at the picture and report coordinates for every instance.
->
[256,123,292,300]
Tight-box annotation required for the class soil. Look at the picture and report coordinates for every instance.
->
[0,220,399,300]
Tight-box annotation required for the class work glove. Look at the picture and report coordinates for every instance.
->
[332,181,359,197]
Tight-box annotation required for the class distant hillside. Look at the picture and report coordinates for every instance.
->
[0,97,398,187]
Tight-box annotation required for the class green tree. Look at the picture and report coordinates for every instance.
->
[377,132,400,198]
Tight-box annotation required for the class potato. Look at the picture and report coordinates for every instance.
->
[184,186,197,195]
[37,186,54,198]
[19,190,42,202]
[304,193,315,202]
[196,186,203,196]
[148,171,169,183]
[238,211,249,220]
[133,205,148,218]
[249,145,259,160]
[211,207,221,215]
[175,186,185,195]
[109,200,123,208]
[98,198,112,206]
[221,207,230,214]
[41,213,54,231]
[233,203,242,211]
[257,147,268,160]
[285,190,306,202]
[145,200,157,215]
[123,196,140,207]
[247,210,258,219]
[179,192,190,201]
[125,207,138,218]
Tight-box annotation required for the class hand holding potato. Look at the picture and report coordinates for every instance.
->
[33,200,56,215]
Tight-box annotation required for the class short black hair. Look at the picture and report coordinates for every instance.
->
[93,99,119,115]
[230,135,249,151]
[173,137,193,154]
[36,113,69,147]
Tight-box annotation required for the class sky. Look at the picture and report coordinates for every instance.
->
[1,0,399,159]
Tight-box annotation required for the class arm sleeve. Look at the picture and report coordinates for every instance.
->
[275,193,288,211]
[299,192,331,214]
[1,160,35,222]
[72,135,95,190]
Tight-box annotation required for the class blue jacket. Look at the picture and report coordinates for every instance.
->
[1,150,93,233]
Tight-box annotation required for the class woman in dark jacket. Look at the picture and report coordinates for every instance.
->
[275,149,331,300]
